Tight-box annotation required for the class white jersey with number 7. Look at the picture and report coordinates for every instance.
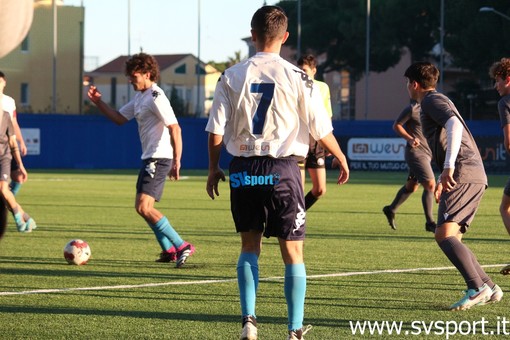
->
[206,52,333,158]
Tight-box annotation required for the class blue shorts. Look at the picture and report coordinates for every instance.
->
[136,158,171,202]
[229,156,306,241]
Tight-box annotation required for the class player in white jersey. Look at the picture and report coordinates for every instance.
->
[0,71,28,196]
[0,108,36,234]
[87,53,194,268]
[206,6,349,340]
[296,54,333,211]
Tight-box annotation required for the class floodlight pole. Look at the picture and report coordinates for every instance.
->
[127,0,131,102]
[297,0,301,59]
[439,0,444,92]
[479,6,510,21]
[52,0,57,112]
[196,0,202,117]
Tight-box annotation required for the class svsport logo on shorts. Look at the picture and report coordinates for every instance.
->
[229,171,281,188]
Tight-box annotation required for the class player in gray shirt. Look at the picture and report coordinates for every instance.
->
[383,101,436,232]
[404,61,502,311]
[489,57,510,276]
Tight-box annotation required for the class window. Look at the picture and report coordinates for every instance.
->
[20,83,29,106]
[175,64,186,74]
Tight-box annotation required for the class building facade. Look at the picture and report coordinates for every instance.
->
[0,0,84,114]
[85,54,220,117]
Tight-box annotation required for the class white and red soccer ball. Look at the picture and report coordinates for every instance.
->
[63,239,91,265]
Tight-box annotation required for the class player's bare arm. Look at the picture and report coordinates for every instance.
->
[168,123,182,181]
[87,85,128,126]
[12,113,27,156]
[318,133,349,184]
[393,122,419,148]
[206,133,225,199]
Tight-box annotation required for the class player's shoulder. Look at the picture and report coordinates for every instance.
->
[499,94,510,106]
[1,94,14,104]
[149,83,167,101]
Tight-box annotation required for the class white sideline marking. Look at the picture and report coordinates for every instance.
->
[0,264,506,296]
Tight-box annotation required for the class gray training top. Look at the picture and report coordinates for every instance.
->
[419,91,487,185]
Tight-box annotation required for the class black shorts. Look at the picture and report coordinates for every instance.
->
[305,140,326,169]
[229,156,306,240]
[136,158,172,202]
[10,158,19,172]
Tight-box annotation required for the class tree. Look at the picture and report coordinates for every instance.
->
[443,1,510,77]
[277,0,439,80]
[208,50,244,72]
[169,85,188,117]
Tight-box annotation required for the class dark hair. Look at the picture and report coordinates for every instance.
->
[0,71,5,79]
[297,54,317,69]
[404,61,439,89]
[489,57,510,79]
[125,53,160,82]
[251,6,288,44]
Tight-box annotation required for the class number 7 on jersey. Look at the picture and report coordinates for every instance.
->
[250,83,275,135]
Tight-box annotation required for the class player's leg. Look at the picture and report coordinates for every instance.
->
[273,158,308,337]
[304,142,326,210]
[414,157,436,232]
[136,159,193,265]
[421,179,436,232]
[238,230,262,340]
[9,159,23,195]
[383,175,418,229]
[435,184,492,310]
[279,238,306,336]
[499,189,510,274]
[305,167,326,210]
[0,202,6,240]
[500,193,510,236]
[230,156,264,340]
[0,156,34,232]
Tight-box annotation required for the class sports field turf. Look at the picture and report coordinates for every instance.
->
[0,170,508,339]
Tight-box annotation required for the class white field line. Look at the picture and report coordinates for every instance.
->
[0,264,506,296]
[30,176,191,182]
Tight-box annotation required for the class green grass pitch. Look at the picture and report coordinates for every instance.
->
[0,170,508,339]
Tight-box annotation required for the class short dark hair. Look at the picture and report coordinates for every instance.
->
[125,53,160,82]
[297,54,317,69]
[404,61,439,89]
[0,71,5,79]
[251,6,288,44]
[489,58,510,79]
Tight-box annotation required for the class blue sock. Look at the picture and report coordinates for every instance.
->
[148,221,173,252]
[10,181,22,196]
[13,212,23,227]
[150,216,184,249]
[285,263,306,331]
[237,252,259,318]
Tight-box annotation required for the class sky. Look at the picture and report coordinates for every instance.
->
[64,0,279,71]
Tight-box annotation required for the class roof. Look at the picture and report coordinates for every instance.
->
[90,54,194,73]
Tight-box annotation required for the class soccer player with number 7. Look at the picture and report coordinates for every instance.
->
[205,6,348,340]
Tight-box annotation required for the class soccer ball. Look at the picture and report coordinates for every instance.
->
[63,239,91,265]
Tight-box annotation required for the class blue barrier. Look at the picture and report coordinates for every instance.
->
[16,114,504,171]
